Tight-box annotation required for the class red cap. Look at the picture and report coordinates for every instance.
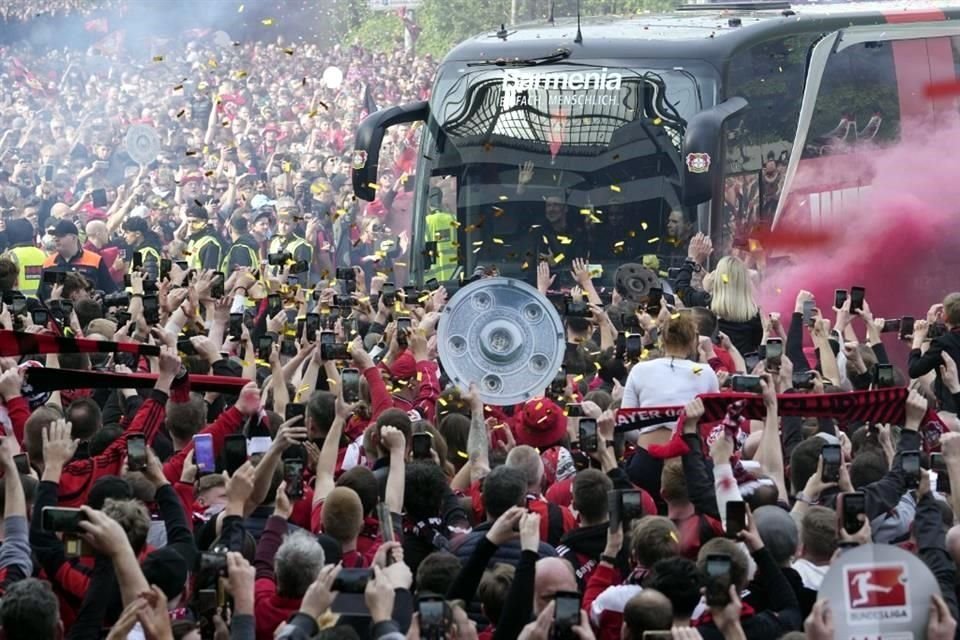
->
[515,397,566,449]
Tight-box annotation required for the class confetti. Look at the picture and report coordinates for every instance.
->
[472,241,483,246]
[283,48,295,55]
[610,185,621,192]
[653,117,662,125]
[238,3,244,11]
[498,195,509,201]
[669,531,679,543]
[176,109,185,118]
[614,241,625,248]
[152,55,164,62]
[535,402,543,410]
[326,378,338,386]
[493,238,504,244]
[671,313,681,319]
[557,236,572,245]
[208,58,218,68]
[438,397,448,407]
[579,208,592,215]
[722,274,729,283]
[641,222,648,230]
[521,261,530,270]
[553,253,565,264]
[493,207,505,217]
[457,450,469,459]
[262,18,274,25]
[648,236,659,244]
[692,366,703,375]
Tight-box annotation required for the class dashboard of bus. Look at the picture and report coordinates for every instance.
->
[409,59,719,287]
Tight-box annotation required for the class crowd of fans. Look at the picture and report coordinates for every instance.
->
[0,4,959,640]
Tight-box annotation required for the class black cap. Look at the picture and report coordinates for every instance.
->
[142,547,189,600]
[51,219,79,237]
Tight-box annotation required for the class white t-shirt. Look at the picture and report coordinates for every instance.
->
[622,358,719,431]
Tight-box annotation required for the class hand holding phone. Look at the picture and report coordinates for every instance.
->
[126,434,147,471]
[820,444,842,483]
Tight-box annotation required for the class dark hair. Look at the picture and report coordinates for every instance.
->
[481,465,526,520]
[438,413,470,468]
[573,469,612,524]
[0,579,60,640]
[416,551,462,594]
[645,557,702,618]
[74,298,103,329]
[622,590,674,639]
[850,450,887,489]
[59,351,90,371]
[403,461,448,521]
[477,563,515,624]
[62,272,91,299]
[89,423,124,456]
[789,436,826,495]
[336,466,378,516]
[230,215,248,234]
[67,397,102,440]
[800,506,838,562]
[376,408,412,443]
[689,307,718,338]
[166,395,207,443]
[0,259,17,291]
[306,390,336,436]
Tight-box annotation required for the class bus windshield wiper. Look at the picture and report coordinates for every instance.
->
[467,48,571,68]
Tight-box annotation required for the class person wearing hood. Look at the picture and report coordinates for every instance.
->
[222,215,261,274]
[2,218,45,296]
[122,216,162,282]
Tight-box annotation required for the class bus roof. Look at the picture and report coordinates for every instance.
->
[443,1,960,63]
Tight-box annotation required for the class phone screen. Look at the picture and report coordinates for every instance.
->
[802,300,816,327]
[193,434,216,475]
[305,314,320,342]
[765,338,783,367]
[31,309,49,326]
[212,272,225,298]
[376,502,394,543]
[874,364,895,388]
[903,450,921,489]
[579,418,598,453]
[553,592,581,637]
[625,334,642,358]
[41,507,86,533]
[821,444,842,483]
[224,435,248,475]
[268,294,282,316]
[143,295,160,325]
[933,453,951,494]
[396,317,412,346]
[43,164,54,181]
[229,313,243,339]
[725,500,746,538]
[850,286,865,313]
[341,368,361,403]
[285,403,306,422]
[840,492,867,535]
[283,459,304,498]
[412,433,432,459]
[13,453,29,475]
[899,316,916,341]
[704,554,733,607]
[126,434,147,471]
[92,188,108,209]
[257,335,274,360]
[731,375,762,393]
[834,289,848,310]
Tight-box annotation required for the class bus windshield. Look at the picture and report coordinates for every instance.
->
[412,60,716,287]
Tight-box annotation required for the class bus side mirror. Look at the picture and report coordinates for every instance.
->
[680,97,748,207]
[351,101,429,202]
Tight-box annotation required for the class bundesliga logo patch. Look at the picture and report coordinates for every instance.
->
[843,564,910,624]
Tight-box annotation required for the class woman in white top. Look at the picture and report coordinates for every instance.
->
[622,311,719,449]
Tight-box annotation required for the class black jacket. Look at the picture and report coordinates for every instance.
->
[908,329,960,412]
[450,521,557,568]
[557,523,609,588]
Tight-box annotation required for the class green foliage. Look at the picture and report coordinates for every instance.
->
[346,11,405,52]
[417,0,513,57]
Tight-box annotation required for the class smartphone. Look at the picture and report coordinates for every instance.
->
[263,293,281,317]
[564,299,591,318]
[566,403,583,418]
[142,294,160,325]
[280,338,297,357]
[31,309,49,326]
[305,313,320,343]
[933,452,951,494]
[287,275,299,287]
[625,334,642,359]
[13,453,29,475]
[91,188,108,209]
[792,370,815,390]
[873,363,895,389]
[403,285,419,303]
[850,286,865,314]
[382,282,396,307]
[646,287,663,316]
[579,418,598,453]
[903,450,921,490]
[332,568,372,593]
[132,251,143,271]
[899,316,915,341]
[765,337,783,370]
[834,289,848,310]
[881,318,901,334]
[229,313,243,339]
[396,316,411,347]
[223,434,248,475]
[283,458,305,499]
[704,554,733,608]
[126,434,147,471]
[336,267,356,282]
[608,489,644,530]
[412,432,433,459]
[43,164,54,181]
[290,259,309,274]
[199,551,228,576]
[285,403,306,423]
[160,258,172,280]
[553,591,581,640]
[376,502,394,543]
[193,433,216,475]
[41,506,87,533]
[731,375,762,393]
[341,368,361,404]
[212,272,225,298]
[425,277,440,292]
[802,299,816,327]
[838,491,867,535]
[257,334,274,360]
[725,500,746,539]
[821,443,842,483]
[418,597,451,636]
[551,366,567,394]
[42,270,61,285]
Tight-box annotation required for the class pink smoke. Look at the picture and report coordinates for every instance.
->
[758,122,960,328]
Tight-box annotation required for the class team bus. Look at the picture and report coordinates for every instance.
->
[352,1,960,288]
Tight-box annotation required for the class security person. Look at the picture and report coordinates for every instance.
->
[222,215,260,274]
[3,219,45,296]
[424,187,457,282]
[268,199,312,269]
[185,204,223,272]
[122,217,163,282]
[40,219,117,297]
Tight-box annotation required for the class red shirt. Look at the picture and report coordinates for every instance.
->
[254,578,301,640]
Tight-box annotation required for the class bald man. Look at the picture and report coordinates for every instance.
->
[83,220,123,286]
[622,589,673,640]
[506,445,576,546]
[49,202,71,222]
[534,557,579,616]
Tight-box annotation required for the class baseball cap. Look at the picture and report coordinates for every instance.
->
[250,194,275,210]
[51,219,79,237]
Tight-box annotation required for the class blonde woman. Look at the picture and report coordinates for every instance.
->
[676,233,764,355]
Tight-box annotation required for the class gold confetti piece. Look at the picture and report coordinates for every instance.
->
[594,361,602,371]
[208,58,218,68]
[693,366,703,375]
[493,238,504,244]
[234,70,248,79]
[326,378,338,386]
[628,230,637,238]
[610,185,621,192]
[283,48,295,55]
[557,236,572,245]
[307,109,318,118]
[152,55,164,62]
[493,423,505,429]
[176,109,185,118]
[417,371,423,382]
[641,222,648,230]
[579,208,592,215]
[641,348,650,360]
[722,274,729,283]
[472,241,483,246]
[553,253,565,264]
[614,241,625,248]
[521,261,530,270]
[261,18,274,25]
[498,195,509,201]
[669,531,679,543]
[438,398,448,407]
[367,183,379,190]
[457,450,469,459]
[238,3,244,11]
[653,117,663,125]
[493,207,505,217]
[589,215,601,224]
[574,374,584,382]
[173,84,183,91]
[535,401,543,410]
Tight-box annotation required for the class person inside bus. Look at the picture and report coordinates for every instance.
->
[535,189,588,269]
[657,209,695,274]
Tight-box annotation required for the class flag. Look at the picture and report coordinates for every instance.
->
[92,30,126,57]
[360,84,378,120]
